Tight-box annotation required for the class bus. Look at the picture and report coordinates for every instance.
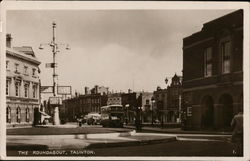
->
[100,105,124,127]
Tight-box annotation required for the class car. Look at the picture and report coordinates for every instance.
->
[85,113,101,125]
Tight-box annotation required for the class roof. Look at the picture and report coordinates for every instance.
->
[6,47,40,65]
[13,46,36,57]
[183,9,243,47]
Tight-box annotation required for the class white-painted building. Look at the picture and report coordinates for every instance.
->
[6,34,41,126]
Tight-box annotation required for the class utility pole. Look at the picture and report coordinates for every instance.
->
[52,22,57,96]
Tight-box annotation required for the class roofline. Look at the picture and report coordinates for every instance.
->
[203,9,242,27]
[6,48,41,65]
[183,9,242,41]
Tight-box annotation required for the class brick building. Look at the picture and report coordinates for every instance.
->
[121,91,138,123]
[6,34,41,126]
[62,93,107,122]
[182,10,243,130]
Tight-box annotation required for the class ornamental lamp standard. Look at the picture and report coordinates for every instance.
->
[151,97,155,125]
[39,22,70,125]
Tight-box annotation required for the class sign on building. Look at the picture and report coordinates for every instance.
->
[49,97,62,105]
[46,63,57,68]
[41,86,53,93]
[57,86,72,95]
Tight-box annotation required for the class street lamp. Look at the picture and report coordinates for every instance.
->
[135,106,142,131]
[151,97,155,125]
[39,22,70,125]
[125,104,129,125]
[39,22,70,97]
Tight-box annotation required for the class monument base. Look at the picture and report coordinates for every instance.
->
[53,106,60,125]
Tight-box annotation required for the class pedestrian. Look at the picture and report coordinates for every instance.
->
[231,108,243,156]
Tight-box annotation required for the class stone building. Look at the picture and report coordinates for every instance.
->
[182,10,243,130]
[166,74,182,123]
[139,92,154,123]
[6,34,41,126]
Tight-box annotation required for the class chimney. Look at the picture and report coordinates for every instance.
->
[6,34,12,48]
[95,85,98,94]
[85,87,89,95]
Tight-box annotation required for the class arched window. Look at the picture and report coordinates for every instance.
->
[16,107,21,123]
[26,108,30,122]
[6,107,11,123]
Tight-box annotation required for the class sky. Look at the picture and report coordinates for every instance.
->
[6,9,235,94]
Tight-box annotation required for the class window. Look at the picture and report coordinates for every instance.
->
[24,66,28,75]
[204,47,212,77]
[15,63,19,73]
[32,84,37,98]
[24,84,29,98]
[32,68,36,76]
[221,41,231,74]
[7,107,11,123]
[26,108,30,122]
[6,61,9,70]
[17,107,21,123]
[15,82,20,97]
[6,80,10,96]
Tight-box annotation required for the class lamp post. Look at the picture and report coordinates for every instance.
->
[151,97,155,125]
[39,22,70,125]
[135,106,141,131]
[125,104,129,125]
[178,94,182,123]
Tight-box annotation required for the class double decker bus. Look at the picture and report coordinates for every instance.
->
[100,105,124,127]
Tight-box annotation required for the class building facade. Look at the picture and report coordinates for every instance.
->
[6,34,41,126]
[182,10,243,130]
[139,92,154,123]
[85,85,109,95]
[62,93,108,122]
[121,91,141,123]
[153,87,167,123]
[166,74,182,123]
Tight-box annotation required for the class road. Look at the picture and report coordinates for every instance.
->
[89,135,235,156]
[7,125,238,157]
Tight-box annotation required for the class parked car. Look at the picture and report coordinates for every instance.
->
[85,113,101,125]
